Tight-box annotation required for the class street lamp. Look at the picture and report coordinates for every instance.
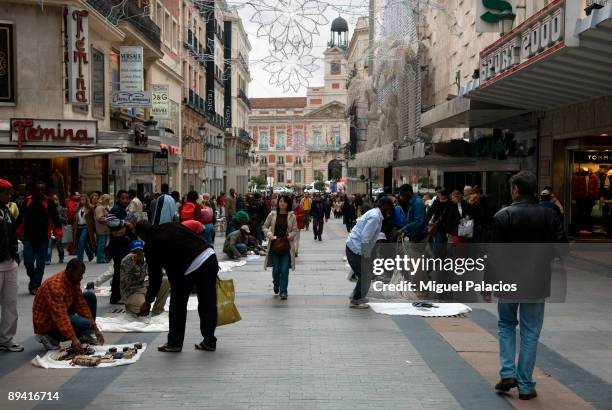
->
[585,1,607,16]
[499,10,516,36]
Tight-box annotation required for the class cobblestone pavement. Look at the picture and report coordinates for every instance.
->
[1,218,611,409]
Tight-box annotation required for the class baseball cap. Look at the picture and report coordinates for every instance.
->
[182,219,204,234]
[130,240,145,251]
[0,179,13,189]
[240,225,251,233]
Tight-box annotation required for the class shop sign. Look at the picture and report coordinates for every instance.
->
[574,151,612,163]
[151,84,169,118]
[153,151,169,175]
[476,1,519,33]
[10,118,97,149]
[0,22,15,104]
[479,1,565,84]
[120,46,144,92]
[91,48,105,118]
[111,90,152,108]
[66,7,90,106]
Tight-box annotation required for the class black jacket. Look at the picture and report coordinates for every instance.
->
[343,201,356,221]
[144,222,213,303]
[17,196,62,242]
[0,205,18,263]
[447,200,471,236]
[489,198,567,300]
[426,199,452,235]
[309,200,325,219]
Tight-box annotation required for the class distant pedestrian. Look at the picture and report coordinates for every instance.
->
[310,193,326,241]
[94,194,111,263]
[107,190,135,304]
[300,193,312,231]
[343,195,357,233]
[262,195,298,300]
[491,171,566,400]
[151,184,178,225]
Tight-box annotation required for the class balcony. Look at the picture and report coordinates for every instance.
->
[86,0,160,48]
[238,89,251,108]
[205,111,226,130]
[307,144,342,152]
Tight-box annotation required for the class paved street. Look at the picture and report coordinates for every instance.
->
[1,218,612,410]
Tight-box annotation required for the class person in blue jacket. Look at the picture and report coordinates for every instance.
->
[396,184,427,242]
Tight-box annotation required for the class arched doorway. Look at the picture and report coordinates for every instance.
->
[328,159,342,181]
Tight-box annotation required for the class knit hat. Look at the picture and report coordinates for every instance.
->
[0,179,13,189]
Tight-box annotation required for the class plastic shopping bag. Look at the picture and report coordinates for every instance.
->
[216,278,241,326]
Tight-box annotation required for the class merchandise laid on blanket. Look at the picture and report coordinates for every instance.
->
[32,343,147,369]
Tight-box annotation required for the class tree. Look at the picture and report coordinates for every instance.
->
[314,181,325,192]
[249,175,267,189]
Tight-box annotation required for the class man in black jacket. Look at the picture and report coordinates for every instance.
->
[17,182,62,294]
[310,193,326,241]
[0,180,23,352]
[490,171,566,400]
[135,221,219,353]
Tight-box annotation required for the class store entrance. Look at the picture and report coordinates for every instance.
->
[570,151,612,239]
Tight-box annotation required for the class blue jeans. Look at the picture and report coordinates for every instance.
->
[46,237,64,263]
[76,226,93,261]
[47,290,97,341]
[497,302,545,394]
[23,240,49,291]
[96,234,108,263]
[271,251,291,294]
[203,223,215,247]
[235,243,248,254]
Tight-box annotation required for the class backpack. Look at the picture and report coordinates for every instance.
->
[180,202,197,222]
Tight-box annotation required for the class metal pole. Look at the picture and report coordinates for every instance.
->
[368,167,372,199]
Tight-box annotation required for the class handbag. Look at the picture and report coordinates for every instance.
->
[270,236,291,254]
[216,277,241,326]
[458,217,474,238]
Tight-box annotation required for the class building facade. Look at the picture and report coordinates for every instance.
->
[223,7,252,194]
[0,0,163,201]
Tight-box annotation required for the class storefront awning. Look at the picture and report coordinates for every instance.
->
[348,144,395,168]
[392,153,522,172]
[465,4,612,110]
[0,147,120,159]
[421,97,527,129]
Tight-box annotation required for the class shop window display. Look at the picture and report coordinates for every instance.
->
[571,151,612,238]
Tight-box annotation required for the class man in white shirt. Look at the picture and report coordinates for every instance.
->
[345,196,394,308]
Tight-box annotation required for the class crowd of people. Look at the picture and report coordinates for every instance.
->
[0,172,568,400]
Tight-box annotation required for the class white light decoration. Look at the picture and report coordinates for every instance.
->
[262,50,319,93]
[249,0,329,54]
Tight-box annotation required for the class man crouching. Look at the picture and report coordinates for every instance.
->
[135,220,219,353]
[120,239,170,316]
[33,259,104,353]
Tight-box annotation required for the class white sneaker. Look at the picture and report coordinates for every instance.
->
[36,334,60,351]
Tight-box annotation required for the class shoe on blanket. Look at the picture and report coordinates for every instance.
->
[0,341,24,352]
[36,334,60,351]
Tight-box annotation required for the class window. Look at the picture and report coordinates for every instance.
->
[332,129,341,146]
[277,156,284,165]
[332,83,340,89]
[259,131,269,149]
[259,156,267,165]
[330,61,341,75]
[295,156,302,166]
[276,131,285,149]
[286,169,292,182]
[313,129,322,146]
[172,19,178,50]
[310,98,322,105]
[294,170,302,183]
[277,170,284,183]
[164,11,171,46]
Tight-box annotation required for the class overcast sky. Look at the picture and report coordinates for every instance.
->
[234,2,362,98]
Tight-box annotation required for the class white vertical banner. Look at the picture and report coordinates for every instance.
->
[66,6,90,106]
[120,46,144,91]
[151,84,169,118]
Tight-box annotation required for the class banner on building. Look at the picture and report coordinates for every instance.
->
[112,91,152,108]
[0,22,15,104]
[153,150,169,175]
[91,48,105,118]
[120,46,144,91]
[66,7,90,106]
[151,84,169,118]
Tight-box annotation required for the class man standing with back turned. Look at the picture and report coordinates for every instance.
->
[491,171,566,400]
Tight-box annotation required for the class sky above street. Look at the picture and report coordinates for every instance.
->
[233,1,363,98]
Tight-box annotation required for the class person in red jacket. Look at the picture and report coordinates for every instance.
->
[293,203,304,257]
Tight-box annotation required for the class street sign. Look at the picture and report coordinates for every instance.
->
[111,91,152,108]
[151,84,169,118]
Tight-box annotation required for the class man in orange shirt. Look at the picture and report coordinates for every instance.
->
[33,259,104,353]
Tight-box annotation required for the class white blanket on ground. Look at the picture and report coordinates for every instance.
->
[369,303,472,317]
[97,313,169,333]
[31,343,147,369]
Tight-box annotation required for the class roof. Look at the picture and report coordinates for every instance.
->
[250,97,307,109]
[331,16,348,32]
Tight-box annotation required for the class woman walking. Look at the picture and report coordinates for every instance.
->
[262,195,298,300]
[73,195,95,261]
[95,194,111,263]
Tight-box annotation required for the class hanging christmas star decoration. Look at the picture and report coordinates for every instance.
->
[262,50,319,93]
[249,0,329,54]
